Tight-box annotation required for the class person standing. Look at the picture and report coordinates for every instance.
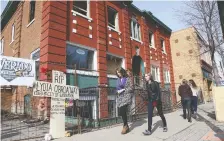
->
[189,79,200,117]
[178,79,193,122]
[143,73,167,135]
[116,68,134,134]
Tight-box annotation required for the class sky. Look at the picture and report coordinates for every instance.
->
[1,0,188,32]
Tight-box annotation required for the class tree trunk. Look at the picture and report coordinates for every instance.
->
[212,60,221,86]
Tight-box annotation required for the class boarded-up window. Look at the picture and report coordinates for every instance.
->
[175,39,178,43]
[107,54,123,75]
[176,52,180,56]
[192,73,196,77]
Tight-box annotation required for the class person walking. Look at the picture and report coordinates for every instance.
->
[116,68,134,134]
[143,73,167,135]
[178,79,193,122]
[189,79,200,118]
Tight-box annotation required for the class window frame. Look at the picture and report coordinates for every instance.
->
[163,69,170,83]
[29,0,36,23]
[0,38,4,55]
[151,65,160,82]
[107,6,119,31]
[73,0,91,19]
[130,18,142,42]
[66,43,97,71]
[106,53,124,75]
[30,48,40,80]
[11,24,15,43]
[149,31,155,48]
[160,38,166,54]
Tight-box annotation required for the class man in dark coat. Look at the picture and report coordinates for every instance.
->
[178,79,193,122]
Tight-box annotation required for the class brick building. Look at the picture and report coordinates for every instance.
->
[1,1,175,118]
[170,27,213,103]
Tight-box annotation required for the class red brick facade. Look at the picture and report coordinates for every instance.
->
[38,2,176,117]
[1,1,176,116]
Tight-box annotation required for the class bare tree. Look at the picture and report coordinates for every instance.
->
[177,0,224,86]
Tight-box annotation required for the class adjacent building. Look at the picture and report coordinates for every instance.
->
[171,27,213,102]
[1,1,175,118]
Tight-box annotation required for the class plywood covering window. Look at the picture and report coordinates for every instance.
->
[107,54,123,75]
[108,7,119,30]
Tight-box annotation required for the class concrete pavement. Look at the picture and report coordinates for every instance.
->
[55,110,196,141]
[54,102,224,141]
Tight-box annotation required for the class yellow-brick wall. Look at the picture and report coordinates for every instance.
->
[170,27,210,102]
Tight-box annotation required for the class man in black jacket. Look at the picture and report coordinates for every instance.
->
[143,73,167,135]
[178,79,193,122]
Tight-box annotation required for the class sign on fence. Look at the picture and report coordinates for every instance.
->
[33,70,79,139]
[33,81,78,99]
[0,55,36,86]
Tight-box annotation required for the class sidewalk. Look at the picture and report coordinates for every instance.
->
[55,103,224,141]
[166,102,224,141]
[55,110,195,141]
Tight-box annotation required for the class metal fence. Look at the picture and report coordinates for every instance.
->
[1,82,173,140]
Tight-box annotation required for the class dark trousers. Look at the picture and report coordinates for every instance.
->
[120,105,128,126]
[182,98,192,120]
[191,96,198,114]
[147,100,167,131]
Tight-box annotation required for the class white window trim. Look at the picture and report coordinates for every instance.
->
[149,32,155,49]
[108,7,119,31]
[71,0,92,22]
[27,19,35,28]
[66,69,99,76]
[30,48,40,61]
[164,69,170,83]
[0,38,4,55]
[151,65,160,82]
[30,48,40,80]
[107,74,117,78]
[161,39,166,54]
[130,37,143,44]
[108,26,121,35]
[10,24,15,44]
[130,19,142,42]
[66,41,97,71]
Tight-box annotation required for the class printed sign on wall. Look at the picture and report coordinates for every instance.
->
[0,56,36,86]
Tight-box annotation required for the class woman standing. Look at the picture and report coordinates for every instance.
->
[116,68,134,134]
[189,79,200,117]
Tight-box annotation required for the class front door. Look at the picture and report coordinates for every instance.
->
[24,94,31,116]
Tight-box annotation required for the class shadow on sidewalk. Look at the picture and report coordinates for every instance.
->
[196,113,224,141]
[151,120,163,133]
[129,119,147,131]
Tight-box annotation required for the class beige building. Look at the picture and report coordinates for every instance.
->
[171,27,213,103]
